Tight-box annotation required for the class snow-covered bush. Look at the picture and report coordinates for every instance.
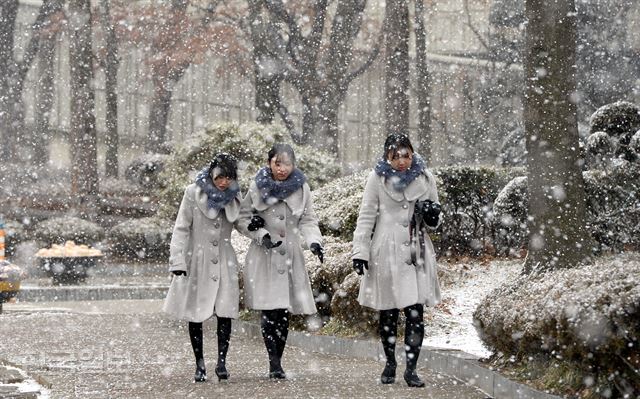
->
[329,272,379,335]
[435,166,524,255]
[492,176,529,256]
[590,101,640,162]
[3,220,25,258]
[473,253,640,397]
[312,171,368,240]
[305,236,354,321]
[125,153,169,189]
[108,217,172,260]
[585,131,616,170]
[34,216,104,246]
[157,122,340,220]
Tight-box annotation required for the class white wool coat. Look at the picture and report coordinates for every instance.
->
[237,181,322,315]
[163,183,242,322]
[352,170,441,310]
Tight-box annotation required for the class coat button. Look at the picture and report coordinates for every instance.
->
[279,249,286,255]
[212,240,218,246]
[402,222,409,227]
[279,232,285,238]
[213,222,220,228]
[278,269,285,274]
[403,204,408,209]
[404,241,410,246]
[212,275,219,282]
[211,259,219,264]
[278,215,285,220]
[405,259,413,265]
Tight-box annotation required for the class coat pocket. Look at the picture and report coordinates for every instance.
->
[162,275,190,319]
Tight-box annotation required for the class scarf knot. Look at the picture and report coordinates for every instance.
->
[255,167,306,205]
[195,167,239,210]
[374,153,426,192]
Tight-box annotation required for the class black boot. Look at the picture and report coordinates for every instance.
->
[215,317,231,380]
[379,309,399,384]
[189,322,206,382]
[275,309,290,360]
[262,310,286,379]
[403,304,425,388]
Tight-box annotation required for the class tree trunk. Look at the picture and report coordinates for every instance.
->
[414,0,432,163]
[146,82,174,153]
[101,0,119,178]
[523,0,592,273]
[0,1,19,163]
[69,0,99,214]
[384,0,410,135]
[33,34,56,167]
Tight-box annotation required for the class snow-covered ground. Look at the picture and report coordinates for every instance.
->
[424,259,523,358]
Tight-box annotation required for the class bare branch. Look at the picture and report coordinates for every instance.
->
[344,31,381,86]
[462,0,491,54]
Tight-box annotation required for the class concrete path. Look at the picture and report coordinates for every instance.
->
[0,300,488,399]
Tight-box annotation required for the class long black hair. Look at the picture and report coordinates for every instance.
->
[209,153,238,180]
[268,143,296,165]
[383,133,414,159]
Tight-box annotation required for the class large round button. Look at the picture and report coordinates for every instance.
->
[279,233,285,238]
[213,223,220,228]
[402,222,409,227]
[279,249,286,255]
[278,215,285,220]
[211,259,219,264]
[405,259,413,265]
[404,241,410,246]
[212,275,219,282]
[402,204,408,209]
[212,240,218,246]
[277,269,285,274]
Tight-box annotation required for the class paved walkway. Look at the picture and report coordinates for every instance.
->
[0,300,488,398]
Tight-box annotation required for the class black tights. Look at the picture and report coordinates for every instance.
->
[188,317,232,366]
[261,309,290,365]
[379,304,425,370]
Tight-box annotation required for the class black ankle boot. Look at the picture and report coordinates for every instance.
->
[194,358,207,382]
[268,356,286,379]
[380,360,397,384]
[404,369,425,388]
[215,360,229,380]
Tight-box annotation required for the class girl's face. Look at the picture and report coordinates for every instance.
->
[387,147,413,172]
[269,153,294,181]
[213,176,233,191]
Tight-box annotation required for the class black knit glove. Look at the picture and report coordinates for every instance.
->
[248,214,265,231]
[262,233,282,249]
[310,243,324,263]
[172,270,186,276]
[352,259,368,275]
[418,200,441,227]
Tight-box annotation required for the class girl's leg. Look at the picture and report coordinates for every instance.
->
[215,317,232,380]
[379,308,400,384]
[274,309,290,359]
[403,304,425,387]
[261,309,286,379]
[188,322,206,382]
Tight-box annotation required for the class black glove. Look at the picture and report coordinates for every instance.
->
[310,243,324,263]
[352,259,368,275]
[172,270,186,276]
[418,200,441,227]
[248,214,265,231]
[262,233,282,249]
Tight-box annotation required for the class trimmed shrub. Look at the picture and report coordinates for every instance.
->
[329,272,379,335]
[492,176,529,256]
[590,101,640,161]
[585,131,616,170]
[156,122,340,220]
[108,217,172,260]
[473,253,640,398]
[125,153,169,189]
[34,216,104,246]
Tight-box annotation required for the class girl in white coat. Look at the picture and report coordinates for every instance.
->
[238,143,324,379]
[352,134,442,387]
[163,153,242,382]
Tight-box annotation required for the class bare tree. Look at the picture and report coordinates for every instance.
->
[98,0,119,177]
[68,0,99,211]
[256,0,380,153]
[0,0,19,162]
[413,0,432,162]
[384,0,409,135]
[523,0,592,273]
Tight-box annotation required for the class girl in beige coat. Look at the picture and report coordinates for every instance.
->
[352,134,442,388]
[237,143,324,379]
[163,153,242,383]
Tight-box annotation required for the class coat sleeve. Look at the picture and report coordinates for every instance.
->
[236,184,269,243]
[169,186,194,272]
[351,171,379,262]
[299,184,322,248]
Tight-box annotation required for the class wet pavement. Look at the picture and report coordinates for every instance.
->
[0,300,488,398]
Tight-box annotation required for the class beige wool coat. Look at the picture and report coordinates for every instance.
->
[163,183,242,322]
[352,170,441,310]
[237,181,322,315]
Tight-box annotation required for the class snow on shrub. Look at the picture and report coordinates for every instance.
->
[590,101,640,161]
[329,272,379,335]
[156,122,340,220]
[492,176,529,256]
[108,217,172,260]
[124,153,169,189]
[34,216,104,246]
[313,171,368,240]
[585,131,616,170]
[473,253,640,394]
